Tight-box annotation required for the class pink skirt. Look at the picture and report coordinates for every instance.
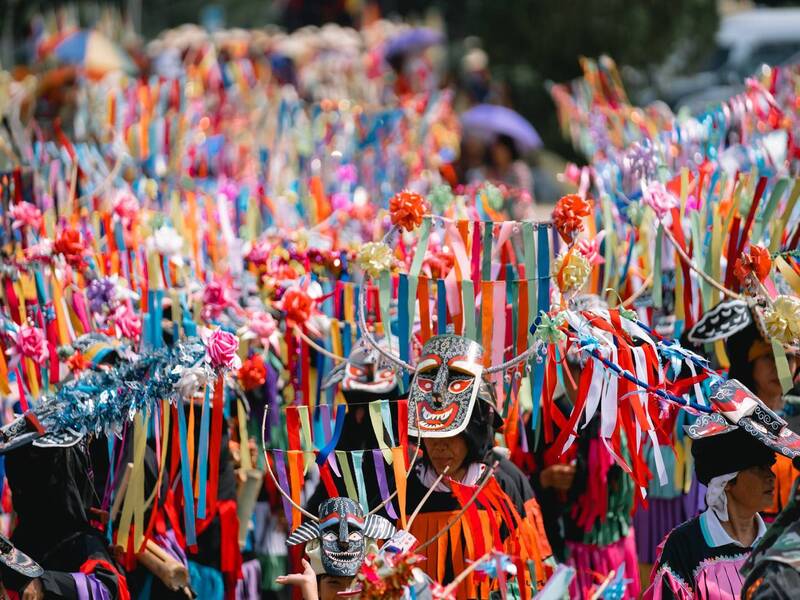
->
[566,528,640,599]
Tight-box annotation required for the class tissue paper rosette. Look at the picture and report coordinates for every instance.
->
[389,191,428,232]
[552,194,592,244]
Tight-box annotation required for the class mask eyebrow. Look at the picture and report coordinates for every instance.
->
[346,516,365,529]
[319,515,340,528]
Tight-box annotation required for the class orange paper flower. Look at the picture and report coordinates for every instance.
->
[281,288,314,328]
[54,228,86,266]
[389,191,427,232]
[734,245,772,287]
[239,354,267,391]
[552,194,592,244]
[67,351,91,373]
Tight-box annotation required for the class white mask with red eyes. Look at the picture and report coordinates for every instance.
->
[408,334,485,438]
[339,337,399,395]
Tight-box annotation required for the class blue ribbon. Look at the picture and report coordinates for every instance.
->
[176,404,197,545]
[196,385,211,519]
[437,279,447,335]
[530,226,551,436]
[316,404,346,465]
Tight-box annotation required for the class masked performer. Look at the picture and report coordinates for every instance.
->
[644,424,776,599]
[278,497,395,600]
[306,335,402,515]
[404,334,551,600]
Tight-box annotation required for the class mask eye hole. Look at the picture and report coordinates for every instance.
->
[348,532,363,542]
[417,377,433,393]
[448,379,472,394]
[322,532,337,542]
[348,365,365,377]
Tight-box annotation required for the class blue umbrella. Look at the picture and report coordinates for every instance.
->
[461,104,543,152]
[384,28,443,60]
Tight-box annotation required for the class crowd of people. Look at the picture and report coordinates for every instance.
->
[1,6,800,600]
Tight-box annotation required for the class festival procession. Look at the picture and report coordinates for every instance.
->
[3,0,800,598]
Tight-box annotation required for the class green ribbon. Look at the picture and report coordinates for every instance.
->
[653,223,663,309]
[462,280,476,341]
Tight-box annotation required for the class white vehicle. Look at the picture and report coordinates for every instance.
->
[640,8,800,111]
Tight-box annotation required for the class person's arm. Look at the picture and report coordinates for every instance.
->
[275,559,318,600]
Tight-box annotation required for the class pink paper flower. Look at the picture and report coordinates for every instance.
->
[204,328,241,369]
[246,240,271,266]
[331,192,351,211]
[337,164,358,185]
[10,202,42,231]
[113,304,142,340]
[112,192,139,225]
[202,280,234,321]
[8,325,48,365]
[642,181,678,220]
[248,311,278,345]
[576,231,606,266]
[25,238,53,262]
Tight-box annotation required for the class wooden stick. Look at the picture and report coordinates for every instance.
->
[404,466,449,531]
[416,462,499,553]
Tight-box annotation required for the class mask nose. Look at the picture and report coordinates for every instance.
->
[431,365,449,406]
[338,518,349,549]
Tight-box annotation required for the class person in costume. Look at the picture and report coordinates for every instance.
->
[277,497,395,600]
[643,426,776,599]
[740,467,800,599]
[516,340,639,599]
[404,334,552,600]
[2,441,130,600]
[305,335,402,515]
[687,299,800,520]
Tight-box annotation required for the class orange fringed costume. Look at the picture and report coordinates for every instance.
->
[405,471,552,600]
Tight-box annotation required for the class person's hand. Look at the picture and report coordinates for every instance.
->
[540,464,576,491]
[21,579,44,600]
[275,559,318,600]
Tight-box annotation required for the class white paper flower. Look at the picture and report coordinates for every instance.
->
[172,364,211,399]
[148,225,184,256]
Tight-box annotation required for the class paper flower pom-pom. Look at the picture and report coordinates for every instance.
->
[642,181,678,220]
[10,201,42,230]
[734,245,772,290]
[239,354,267,391]
[202,280,234,321]
[764,295,800,345]
[113,304,142,341]
[389,191,427,232]
[357,242,394,278]
[54,228,86,266]
[576,231,606,266]
[553,251,591,293]
[7,325,48,365]
[553,194,592,244]
[281,288,314,328]
[429,183,454,213]
[203,328,241,369]
[67,352,91,373]
[172,363,211,399]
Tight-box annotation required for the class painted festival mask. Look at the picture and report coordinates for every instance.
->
[322,336,400,401]
[408,335,484,438]
[286,497,395,576]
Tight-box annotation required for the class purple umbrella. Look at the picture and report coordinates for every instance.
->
[384,28,443,60]
[460,104,543,152]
